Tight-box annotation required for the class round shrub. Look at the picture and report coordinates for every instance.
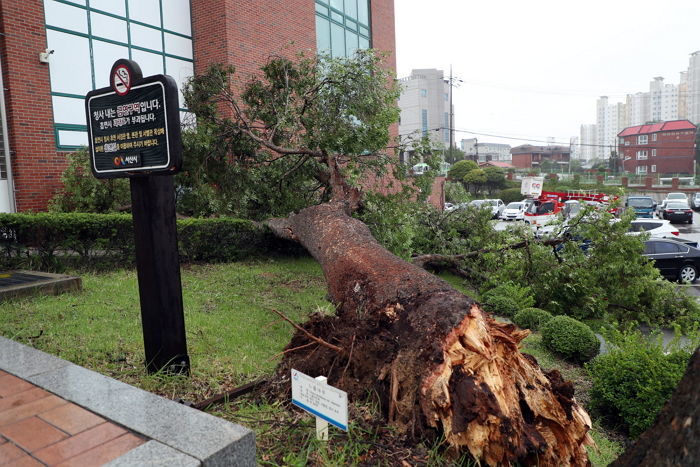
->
[587,331,691,437]
[496,187,523,204]
[541,316,600,362]
[513,307,554,331]
[481,295,520,318]
[480,282,534,318]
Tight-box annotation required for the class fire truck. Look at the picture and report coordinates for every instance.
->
[523,190,618,227]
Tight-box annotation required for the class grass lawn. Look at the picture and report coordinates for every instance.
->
[0,258,622,465]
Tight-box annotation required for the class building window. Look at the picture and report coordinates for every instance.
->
[652,149,656,157]
[624,140,630,146]
[444,93,448,101]
[44,0,193,150]
[651,165,656,173]
[420,89,427,97]
[421,109,428,136]
[652,133,657,141]
[636,150,648,160]
[636,165,647,175]
[638,135,648,145]
[315,0,371,58]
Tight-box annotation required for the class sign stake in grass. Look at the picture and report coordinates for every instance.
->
[291,369,348,439]
[85,59,189,375]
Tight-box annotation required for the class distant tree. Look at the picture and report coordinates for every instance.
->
[569,159,584,173]
[444,147,466,164]
[483,166,506,194]
[539,159,554,172]
[608,151,621,174]
[463,168,487,194]
[448,159,478,181]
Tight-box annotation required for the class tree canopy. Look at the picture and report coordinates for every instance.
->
[178,50,401,219]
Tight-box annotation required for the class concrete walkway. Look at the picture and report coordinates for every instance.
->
[0,337,254,466]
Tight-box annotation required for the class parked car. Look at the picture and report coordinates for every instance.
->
[643,238,700,283]
[661,201,693,224]
[444,202,455,212]
[692,193,700,211]
[656,193,688,217]
[627,219,679,238]
[625,196,656,218]
[500,201,526,221]
[470,199,505,219]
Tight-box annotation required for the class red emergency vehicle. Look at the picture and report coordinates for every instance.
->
[523,190,618,227]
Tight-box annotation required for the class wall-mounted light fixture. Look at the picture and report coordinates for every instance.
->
[39,49,54,64]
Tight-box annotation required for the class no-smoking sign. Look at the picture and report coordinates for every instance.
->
[113,64,132,96]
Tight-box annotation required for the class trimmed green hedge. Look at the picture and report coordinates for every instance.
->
[0,213,302,271]
[541,315,600,363]
[587,331,692,437]
[513,307,554,331]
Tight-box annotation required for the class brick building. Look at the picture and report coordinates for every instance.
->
[510,145,570,169]
[617,120,697,176]
[0,0,395,212]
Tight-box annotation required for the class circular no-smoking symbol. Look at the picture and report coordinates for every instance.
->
[112,65,132,96]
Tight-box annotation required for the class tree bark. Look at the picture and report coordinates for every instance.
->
[611,347,700,466]
[267,202,592,466]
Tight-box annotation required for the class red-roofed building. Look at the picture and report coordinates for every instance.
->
[617,120,697,175]
[478,161,514,169]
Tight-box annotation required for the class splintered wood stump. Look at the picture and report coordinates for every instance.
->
[268,202,592,465]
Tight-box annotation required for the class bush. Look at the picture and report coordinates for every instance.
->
[541,315,599,362]
[586,330,693,437]
[0,213,300,271]
[49,149,130,213]
[513,307,554,331]
[480,282,535,318]
[496,187,523,204]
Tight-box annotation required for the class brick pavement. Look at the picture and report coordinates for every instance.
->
[0,370,145,466]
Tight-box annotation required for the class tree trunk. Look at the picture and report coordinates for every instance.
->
[267,202,592,465]
[611,347,700,466]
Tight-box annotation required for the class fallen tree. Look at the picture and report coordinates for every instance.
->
[184,52,593,464]
[267,201,593,465]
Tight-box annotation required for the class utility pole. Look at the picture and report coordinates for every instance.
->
[447,66,462,162]
[449,65,454,157]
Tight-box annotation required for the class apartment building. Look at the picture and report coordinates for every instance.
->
[617,120,696,175]
[398,68,453,150]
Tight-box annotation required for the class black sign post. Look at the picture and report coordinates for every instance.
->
[86,59,189,374]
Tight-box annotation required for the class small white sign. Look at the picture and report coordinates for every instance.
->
[291,369,348,431]
[521,176,544,197]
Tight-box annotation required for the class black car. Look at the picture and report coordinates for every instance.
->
[662,201,693,224]
[643,239,700,283]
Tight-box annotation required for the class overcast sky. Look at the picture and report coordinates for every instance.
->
[394,0,700,147]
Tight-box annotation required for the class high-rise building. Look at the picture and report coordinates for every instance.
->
[596,96,626,160]
[649,77,679,122]
[688,51,700,125]
[678,71,688,120]
[625,92,650,127]
[0,0,395,211]
[579,124,597,162]
[398,69,453,150]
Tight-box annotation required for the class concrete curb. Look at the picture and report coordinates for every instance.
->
[0,336,255,466]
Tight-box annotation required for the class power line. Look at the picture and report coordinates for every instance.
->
[404,126,697,151]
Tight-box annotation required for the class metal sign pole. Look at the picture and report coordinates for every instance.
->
[85,59,189,374]
[130,175,189,374]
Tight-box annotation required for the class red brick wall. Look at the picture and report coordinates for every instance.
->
[0,0,61,211]
[191,0,317,78]
[511,153,532,168]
